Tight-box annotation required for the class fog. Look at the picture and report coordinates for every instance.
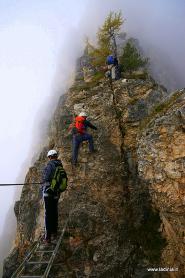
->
[0,0,85,274]
[0,0,184,275]
[80,0,185,90]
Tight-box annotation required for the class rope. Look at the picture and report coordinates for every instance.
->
[0,183,42,186]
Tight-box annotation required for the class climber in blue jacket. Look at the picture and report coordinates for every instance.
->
[106,54,120,80]
[42,149,66,244]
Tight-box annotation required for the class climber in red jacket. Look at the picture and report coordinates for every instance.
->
[69,112,97,165]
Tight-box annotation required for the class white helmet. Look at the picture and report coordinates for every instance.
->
[79,111,87,117]
[47,149,58,157]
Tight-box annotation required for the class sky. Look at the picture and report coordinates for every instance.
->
[0,0,185,274]
[0,0,85,228]
[0,0,87,271]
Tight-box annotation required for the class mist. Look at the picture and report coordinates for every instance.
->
[0,0,184,275]
[80,0,185,90]
[0,0,85,274]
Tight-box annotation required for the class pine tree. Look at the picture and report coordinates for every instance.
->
[120,41,148,73]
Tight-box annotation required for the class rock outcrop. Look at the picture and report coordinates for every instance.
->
[3,55,185,278]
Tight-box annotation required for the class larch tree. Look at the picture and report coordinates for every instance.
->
[89,11,124,67]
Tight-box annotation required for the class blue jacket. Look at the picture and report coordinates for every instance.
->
[42,159,63,197]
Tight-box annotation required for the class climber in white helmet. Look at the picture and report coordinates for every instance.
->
[47,149,58,157]
[68,112,97,166]
[42,149,67,244]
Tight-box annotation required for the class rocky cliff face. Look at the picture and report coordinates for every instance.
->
[3,56,185,278]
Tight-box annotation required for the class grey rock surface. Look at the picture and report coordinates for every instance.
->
[3,57,185,278]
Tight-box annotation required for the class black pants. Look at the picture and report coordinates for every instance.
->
[44,196,58,240]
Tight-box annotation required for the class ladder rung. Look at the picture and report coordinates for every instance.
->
[35,250,54,253]
[13,228,65,278]
[20,276,42,278]
[26,261,50,264]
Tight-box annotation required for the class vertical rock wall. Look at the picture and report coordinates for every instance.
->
[3,58,185,277]
[138,91,185,276]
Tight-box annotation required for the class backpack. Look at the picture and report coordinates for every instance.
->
[50,165,68,193]
[107,55,114,65]
[75,116,85,134]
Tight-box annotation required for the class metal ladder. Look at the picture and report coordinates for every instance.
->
[11,221,68,278]
[10,187,86,278]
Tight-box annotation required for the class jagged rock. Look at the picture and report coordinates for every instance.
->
[83,66,95,83]
[73,103,86,115]
[3,59,185,278]
[137,91,185,275]
[14,201,20,218]
[3,248,19,278]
